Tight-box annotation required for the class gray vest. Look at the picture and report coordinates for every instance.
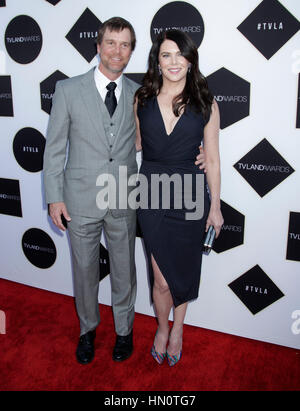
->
[91,85,137,216]
[97,87,125,150]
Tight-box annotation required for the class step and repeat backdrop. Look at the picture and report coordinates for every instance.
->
[0,0,300,349]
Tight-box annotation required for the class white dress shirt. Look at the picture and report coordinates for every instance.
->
[94,66,123,103]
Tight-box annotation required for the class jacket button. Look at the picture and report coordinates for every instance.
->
[109,158,113,162]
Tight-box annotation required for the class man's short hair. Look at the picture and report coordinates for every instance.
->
[97,17,136,51]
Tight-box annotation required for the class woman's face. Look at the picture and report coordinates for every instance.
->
[158,39,190,84]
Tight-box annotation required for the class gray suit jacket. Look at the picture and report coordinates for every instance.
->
[43,68,139,218]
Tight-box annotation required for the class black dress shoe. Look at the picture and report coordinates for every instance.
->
[112,331,133,362]
[76,330,96,365]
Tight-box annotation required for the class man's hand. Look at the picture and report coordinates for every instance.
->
[49,202,71,231]
[195,145,206,172]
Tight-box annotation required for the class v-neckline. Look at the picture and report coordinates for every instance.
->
[155,96,183,137]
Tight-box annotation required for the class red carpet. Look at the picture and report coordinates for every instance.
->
[0,278,299,391]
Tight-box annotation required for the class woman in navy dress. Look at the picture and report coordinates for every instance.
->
[134,30,223,366]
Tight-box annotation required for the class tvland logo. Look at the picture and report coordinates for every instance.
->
[0,178,22,217]
[214,95,247,104]
[237,0,300,59]
[206,68,250,129]
[150,1,205,47]
[0,75,13,117]
[66,8,102,62]
[5,15,42,64]
[236,163,290,174]
[213,200,245,253]
[286,212,300,262]
[234,138,294,197]
[13,128,46,172]
[22,228,56,269]
[256,22,283,31]
[228,265,284,315]
[40,70,69,114]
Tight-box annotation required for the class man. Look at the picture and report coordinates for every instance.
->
[44,17,139,365]
[43,17,205,365]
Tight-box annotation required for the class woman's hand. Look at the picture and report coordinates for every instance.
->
[205,207,224,238]
[195,145,206,172]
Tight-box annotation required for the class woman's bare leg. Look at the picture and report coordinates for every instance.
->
[167,302,187,356]
[151,254,172,353]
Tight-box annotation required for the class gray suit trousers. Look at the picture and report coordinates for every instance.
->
[67,210,137,336]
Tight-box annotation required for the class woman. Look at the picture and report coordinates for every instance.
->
[134,30,223,366]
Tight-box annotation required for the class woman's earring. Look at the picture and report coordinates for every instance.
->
[188,65,191,73]
[158,65,162,75]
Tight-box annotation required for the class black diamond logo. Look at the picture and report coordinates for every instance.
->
[233,138,295,197]
[206,67,250,129]
[99,242,110,281]
[228,265,284,315]
[213,200,245,253]
[66,8,101,62]
[45,0,61,5]
[40,70,68,114]
[286,212,300,262]
[237,0,300,60]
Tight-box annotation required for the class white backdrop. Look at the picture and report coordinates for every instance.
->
[0,0,300,349]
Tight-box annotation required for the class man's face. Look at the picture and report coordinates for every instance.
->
[97,28,132,79]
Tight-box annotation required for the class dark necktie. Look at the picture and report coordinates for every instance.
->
[104,82,117,117]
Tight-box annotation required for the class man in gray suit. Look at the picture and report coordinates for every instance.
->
[43,17,139,364]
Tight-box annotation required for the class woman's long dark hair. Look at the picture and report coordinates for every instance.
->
[135,29,213,122]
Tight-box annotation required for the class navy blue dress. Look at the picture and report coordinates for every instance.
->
[137,96,210,307]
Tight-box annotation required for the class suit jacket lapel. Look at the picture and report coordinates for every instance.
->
[112,76,134,150]
[79,68,110,147]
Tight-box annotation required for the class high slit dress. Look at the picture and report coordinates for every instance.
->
[137,96,210,307]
